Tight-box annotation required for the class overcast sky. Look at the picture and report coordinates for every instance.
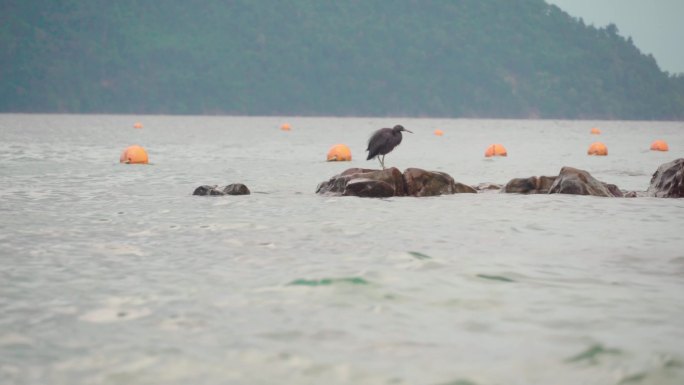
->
[546,0,684,75]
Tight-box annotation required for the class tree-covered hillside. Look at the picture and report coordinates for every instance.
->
[2,0,683,119]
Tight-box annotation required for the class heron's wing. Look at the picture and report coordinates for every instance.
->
[366,129,393,158]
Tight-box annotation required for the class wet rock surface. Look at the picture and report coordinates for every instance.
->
[193,183,250,196]
[646,158,684,198]
[193,185,224,196]
[472,183,503,192]
[502,176,556,194]
[502,168,621,197]
[223,183,251,195]
[548,167,621,197]
[317,168,473,197]
[404,168,476,196]
[344,178,396,197]
[316,167,405,197]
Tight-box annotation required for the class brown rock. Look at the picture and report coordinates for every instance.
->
[453,182,478,194]
[223,183,250,195]
[403,168,475,196]
[605,184,623,198]
[316,167,405,197]
[316,168,472,197]
[339,168,377,176]
[473,183,502,192]
[193,183,251,196]
[548,167,620,197]
[502,176,556,194]
[193,185,224,196]
[344,178,396,197]
[647,158,684,198]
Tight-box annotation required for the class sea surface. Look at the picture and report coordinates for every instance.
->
[1,114,683,385]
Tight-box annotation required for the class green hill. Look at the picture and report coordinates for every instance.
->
[2,0,683,119]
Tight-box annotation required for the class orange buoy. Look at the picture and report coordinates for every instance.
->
[650,140,669,151]
[280,123,291,131]
[120,145,149,164]
[587,142,608,156]
[484,144,507,157]
[326,144,352,161]
[434,129,444,136]
[590,127,601,135]
[133,122,143,129]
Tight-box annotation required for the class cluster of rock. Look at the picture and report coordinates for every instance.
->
[193,183,250,196]
[501,167,623,197]
[315,158,684,199]
[190,159,683,199]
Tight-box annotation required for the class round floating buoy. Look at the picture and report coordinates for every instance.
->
[650,140,669,151]
[327,144,352,161]
[120,145,149,164]
[484,144,507,157]
[133,122,143,129]
[280,123,291,131]
[434,129,444,136]
[590,127,601,135]
[587,142,608,156]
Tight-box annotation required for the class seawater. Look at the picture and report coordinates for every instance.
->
[1,114,683,385]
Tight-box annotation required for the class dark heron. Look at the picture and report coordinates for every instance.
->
[366,124,413,169]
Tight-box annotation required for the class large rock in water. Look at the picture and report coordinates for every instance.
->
[548,167,621,197]
[316,168,474,197]
[647,158,684,198]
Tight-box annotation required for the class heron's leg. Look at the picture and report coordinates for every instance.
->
[377,156,383,169]
[380,155,386,169]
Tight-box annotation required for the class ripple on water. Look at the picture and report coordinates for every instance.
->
[288,277,370,286]
[79,297,153,323]
[2,115,684,385]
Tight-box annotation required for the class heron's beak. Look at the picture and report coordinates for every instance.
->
[405,129,413,133]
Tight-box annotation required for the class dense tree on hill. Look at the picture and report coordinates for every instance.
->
[1,0,683,119]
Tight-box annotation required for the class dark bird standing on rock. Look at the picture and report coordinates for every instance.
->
[366,125,412,169]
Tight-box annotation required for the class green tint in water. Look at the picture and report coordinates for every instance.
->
[288,277,370,286]
[664,358,684,368]
[565,344,622,364]
[476,274,515,282]
[618,372,647,384]
[409,251,432,260]
[436,380,478,385]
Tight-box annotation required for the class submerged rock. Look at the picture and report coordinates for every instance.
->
[647,158,684,198]
[193,183,250,196]
[473,183,503,192]
[548,167,620,197]
[316,167,473,197]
